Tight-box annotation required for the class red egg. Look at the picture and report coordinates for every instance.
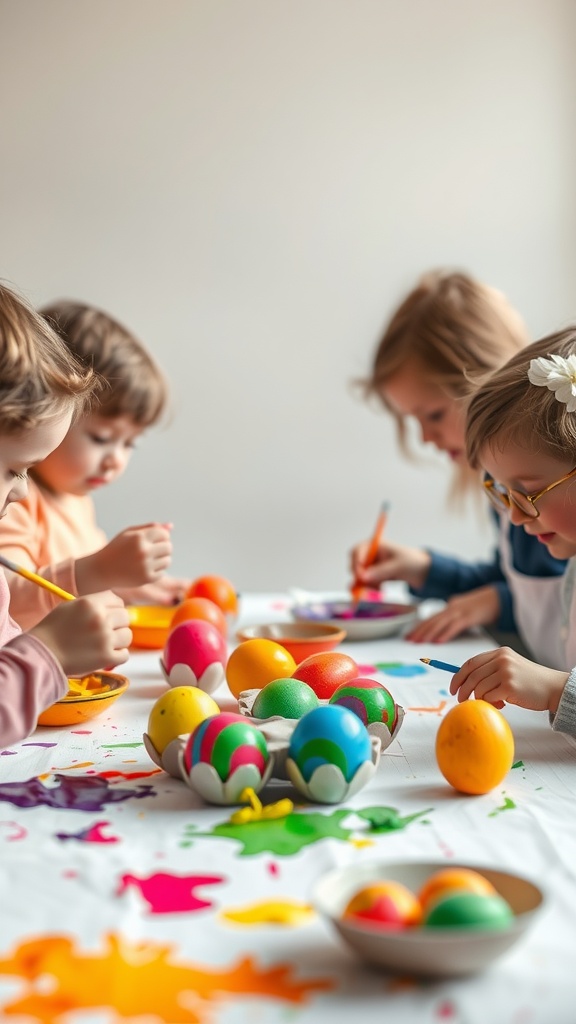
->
[163,620,228,694]
[343,881,422,930]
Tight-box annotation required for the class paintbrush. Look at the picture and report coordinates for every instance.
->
[0,553,74,602]
[351,501,390,604]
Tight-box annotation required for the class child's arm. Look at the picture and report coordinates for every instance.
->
[74,523,172,595]
[0,592,131,749]
[449,647,568,714]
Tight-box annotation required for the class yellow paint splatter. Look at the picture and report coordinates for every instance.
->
[221,900,315,927]
[348,838,376,849]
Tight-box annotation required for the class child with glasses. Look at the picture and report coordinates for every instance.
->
[350,270,566,659]
[450,328,576,733]
[0,300,190,630]
[0,283,132,748]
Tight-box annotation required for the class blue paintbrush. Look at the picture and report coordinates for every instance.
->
[420,657,461,674]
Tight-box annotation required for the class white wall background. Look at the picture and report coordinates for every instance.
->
[1,0,575,592]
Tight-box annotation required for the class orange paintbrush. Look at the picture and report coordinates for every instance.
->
[351,502,390,603]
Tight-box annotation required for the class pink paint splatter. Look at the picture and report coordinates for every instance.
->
[436,1000,457,1019]
[267,862,280,877]
[117,872,225,914]
[0,820,27,841]
[56,820,119,844]
[357,663,377,674]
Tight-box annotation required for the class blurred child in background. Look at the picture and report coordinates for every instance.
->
[350,270,566,665]
[451,328,576,732]
[0,301,189,630]
[0,283,131,747]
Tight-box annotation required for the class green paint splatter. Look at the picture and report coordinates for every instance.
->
[183,804,432,857]
[488,795,517,817]
[512,760,525,769]
[100,742,144,749]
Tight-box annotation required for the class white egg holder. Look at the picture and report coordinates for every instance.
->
[142,710,386,806]
[237,688,405,754]
[159,658,225,694]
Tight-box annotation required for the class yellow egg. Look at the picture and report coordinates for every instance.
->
[147,686,219,754]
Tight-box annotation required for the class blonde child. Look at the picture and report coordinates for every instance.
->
[450,328,576,735]
[0,300,189,630]
[350,270,566,662]
[0,283,132,748]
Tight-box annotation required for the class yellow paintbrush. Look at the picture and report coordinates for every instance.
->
[0,553,75,602]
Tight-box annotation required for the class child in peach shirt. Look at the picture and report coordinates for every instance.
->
[0,301,189,630]
[0,283,131,748]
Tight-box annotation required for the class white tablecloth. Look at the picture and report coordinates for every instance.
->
[1,593,576,1023]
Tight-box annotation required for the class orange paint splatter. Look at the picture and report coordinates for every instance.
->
[49,762,95,771]
[408,700,447,715]
[0,933,334,1022]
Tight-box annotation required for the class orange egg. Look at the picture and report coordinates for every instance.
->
[187,575,238,616]
[435,700,514,795]
[170,597,228,638]
[418,868,497,914]
[226,638,297,700]
[291,651,359,700]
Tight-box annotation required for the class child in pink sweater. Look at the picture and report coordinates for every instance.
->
[0,300,189,629]
[0,283,132,748]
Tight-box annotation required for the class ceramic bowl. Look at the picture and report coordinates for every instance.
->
[37,672,130,726]
[291,600,418,641]
[127,605,174,649]
[236,622,346,663]
[312,860,544,977]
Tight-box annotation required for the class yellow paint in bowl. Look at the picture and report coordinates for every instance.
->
[37,671,129,726]
[127,605,174,649]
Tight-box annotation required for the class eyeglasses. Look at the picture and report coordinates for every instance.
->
[483,465,576,519]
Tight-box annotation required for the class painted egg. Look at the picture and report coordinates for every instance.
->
[226,638,297,700]
[418,868,497,914]
[329,677,398,731]
[435,700,515,794]
[291,651,359,700]
[147,686,219,755]
[163,619,228,693]
[288,705,371,783]
[423,891,513,930]
[187,575,239,616]
[343,881,422,929]
[170,597,228,638]
[252,677,319,720]
[183,712,269,781]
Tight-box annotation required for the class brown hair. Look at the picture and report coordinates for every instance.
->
[466,327,576,469]
[41,300,168,427]
[0,283,98,434]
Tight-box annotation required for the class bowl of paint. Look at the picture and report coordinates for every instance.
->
[37,672,130,726]
[312,860,544,977]
[236,622,346,663]
[291,600,418,641]
[127,605,175,649]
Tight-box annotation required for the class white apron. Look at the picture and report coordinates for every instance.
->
[498,516,566,670]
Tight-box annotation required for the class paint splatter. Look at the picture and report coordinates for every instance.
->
[117,872,225,914]
[408,700,447,715]
[0,774,155,811]
[376,662,427,677]
[56,820,119,844]
[221,900,314,927]
[357,663,377,674]
[184,804,431,857]
[22,742,58,748]
[488,795,517,817]
[0,821,27,842]
[267,861,280,877]
[512,761,525,769]
[100,742,144,749]
[0,933,333,1022]
[97,769,162,781]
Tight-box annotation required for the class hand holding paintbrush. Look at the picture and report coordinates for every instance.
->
[349,504,433,595]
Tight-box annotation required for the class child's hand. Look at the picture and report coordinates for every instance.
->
[450,647,568,713]
[29,592,132,676]
[350,540,431,591]
[405,586,501,643]
[76,523,173,594]
[115,575,191,607]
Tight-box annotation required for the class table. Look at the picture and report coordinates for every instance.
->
[1,593,576,1023]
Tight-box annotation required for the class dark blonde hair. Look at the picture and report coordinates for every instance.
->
[41,300,168,427]
[0,283,98,434]
[466,327,576,469]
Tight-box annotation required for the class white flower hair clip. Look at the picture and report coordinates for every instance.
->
[527,354,576,412]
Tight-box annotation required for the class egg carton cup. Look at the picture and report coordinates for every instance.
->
[142,715,381,805]
[238,688,404,753]
[159,658,225,695]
